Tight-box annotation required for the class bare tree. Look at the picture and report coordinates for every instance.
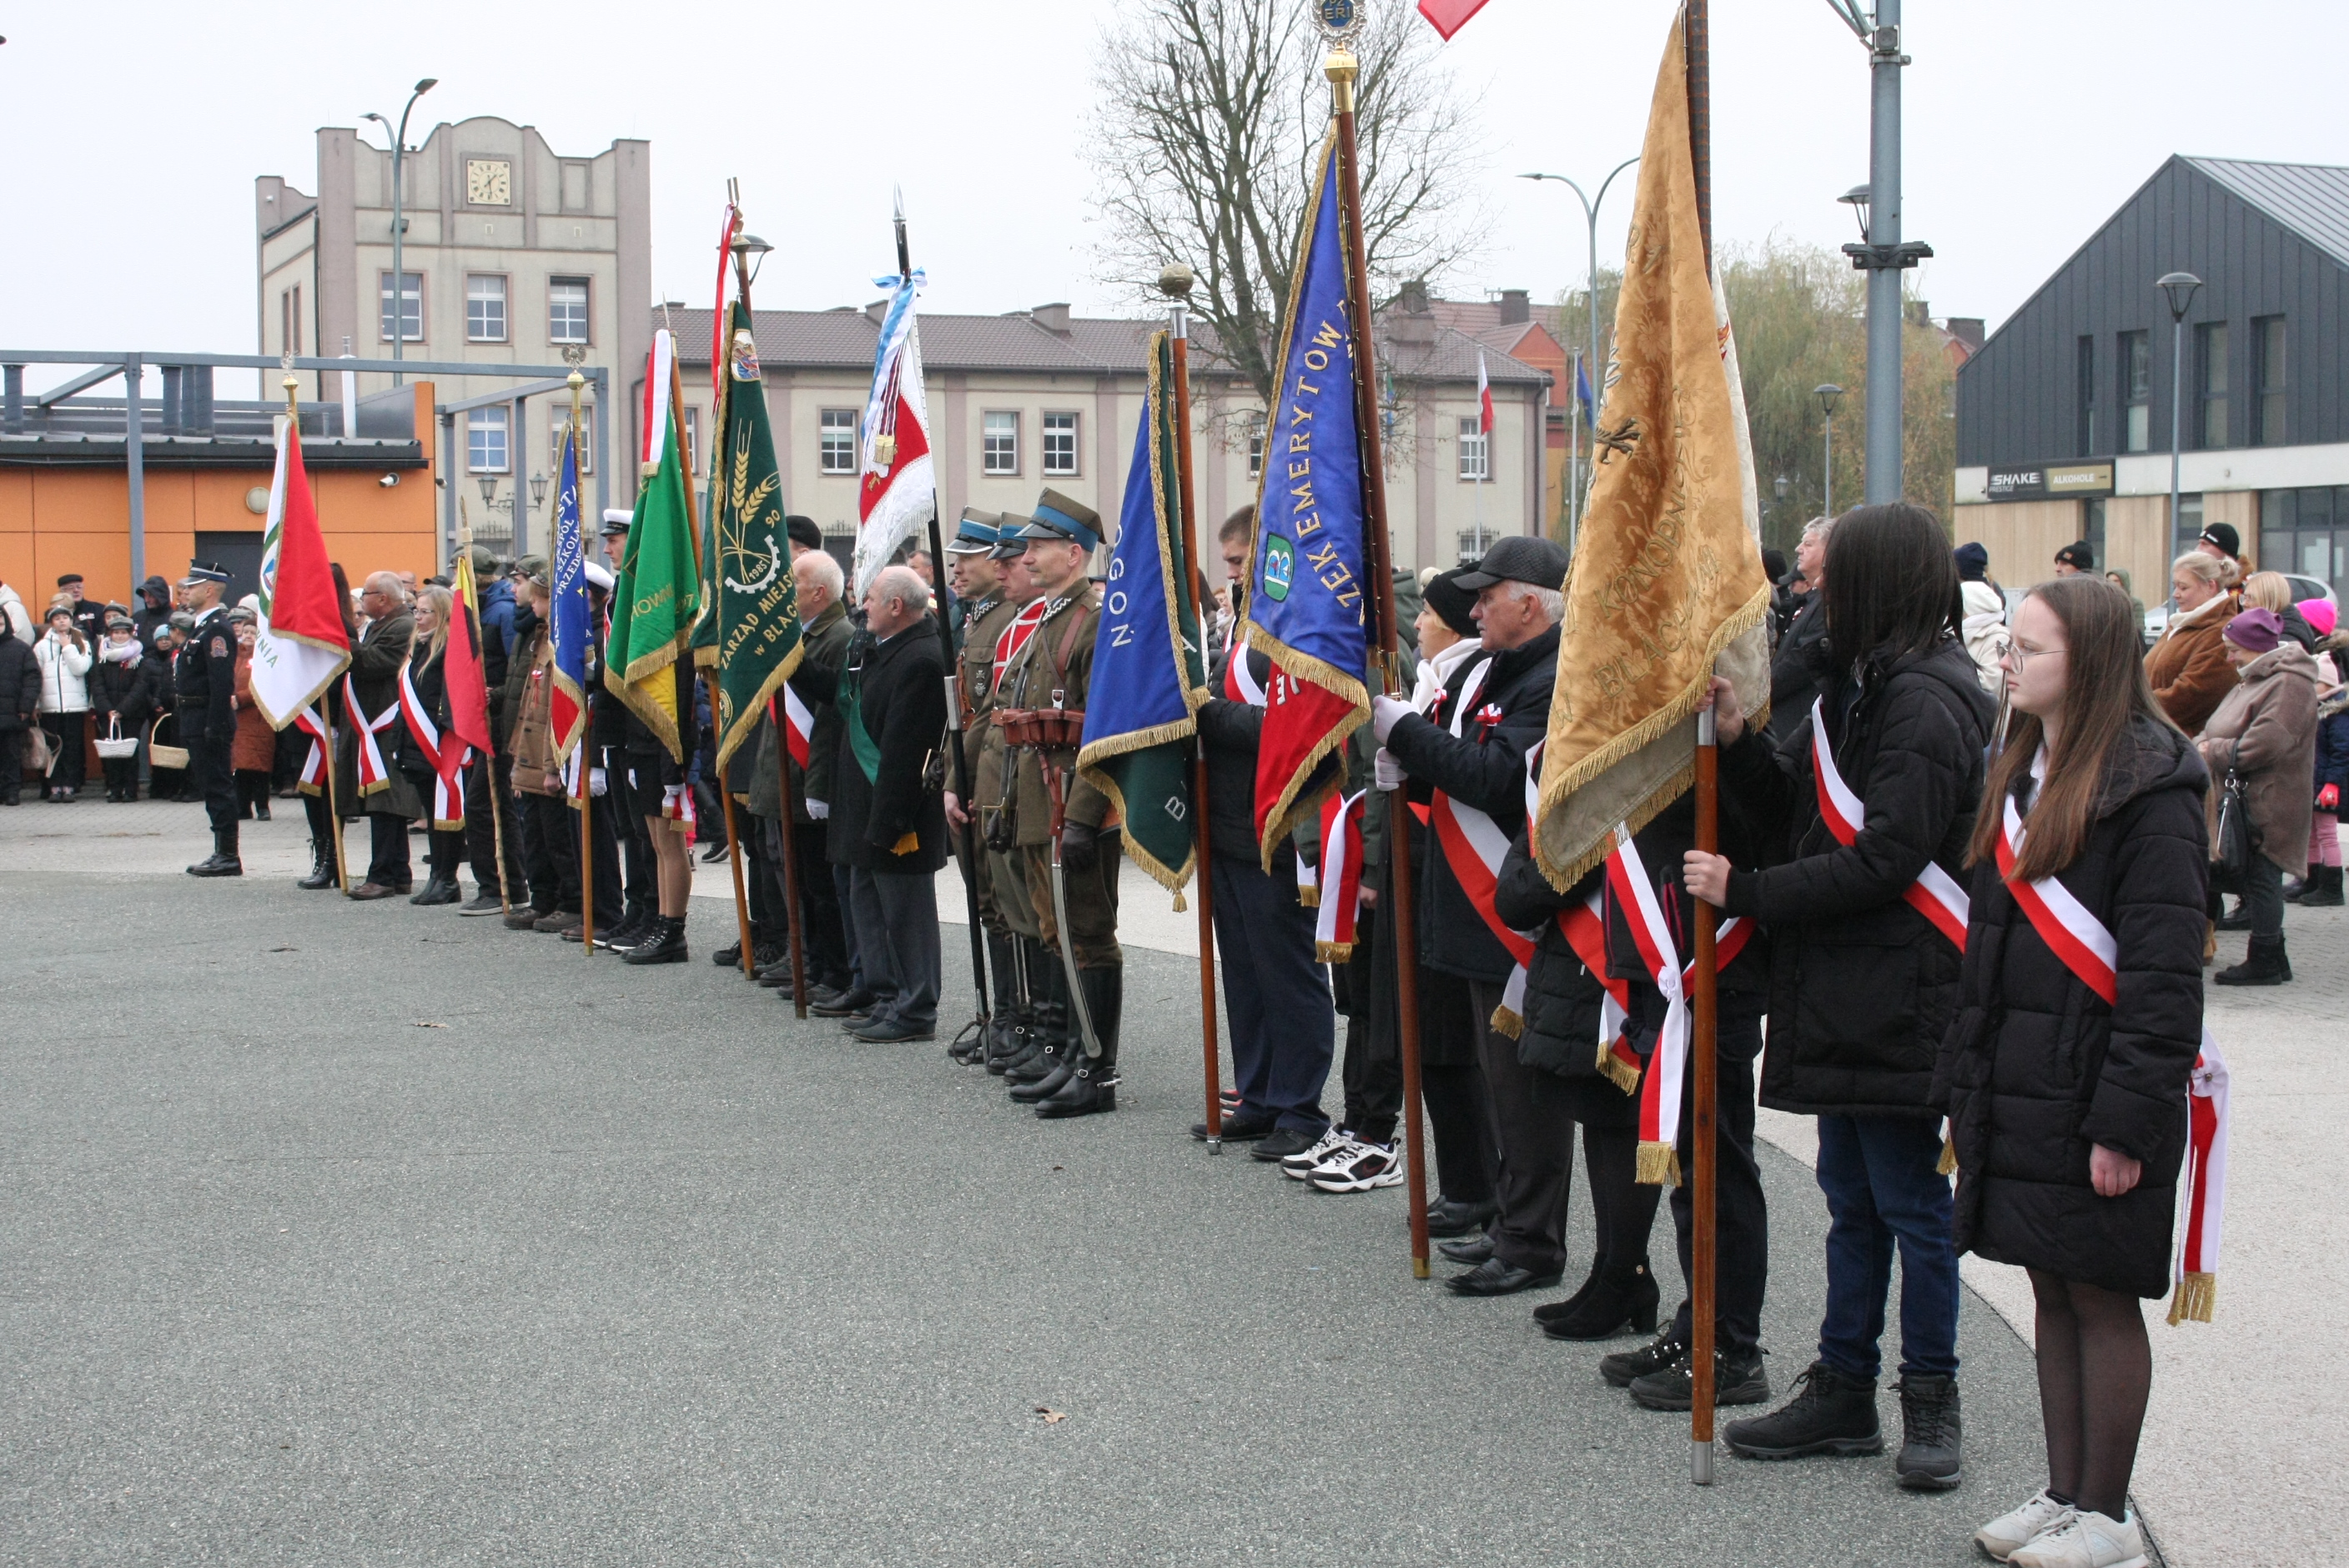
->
[1087,0,1484,409]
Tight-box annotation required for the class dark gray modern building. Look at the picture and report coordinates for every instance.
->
[1954,156,2349,599]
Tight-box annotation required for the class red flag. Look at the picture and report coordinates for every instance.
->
[1417,0,1491,40]
[445,550,495,756]
[1476,350,1494,435]
[249,425,352,728]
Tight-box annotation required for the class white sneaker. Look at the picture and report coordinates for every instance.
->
[1281,1128,1353,1179]
[1310,1141,1404,1193]
[2009,1509,2146,1568]
[1975,1490,2075,1561]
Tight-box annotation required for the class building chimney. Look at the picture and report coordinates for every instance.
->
[1398,279,1431,316]
[1031,302,1072,334]
[1906,299,1933,329]
[1947,317,1986,355]
[1498,289,1530,326]
[865,299,890,326]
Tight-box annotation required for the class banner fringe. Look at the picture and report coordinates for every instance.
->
[1315,939,1356,964]
[1635,1139,1682,1188]
[714,638,806,779]
[1598,1043,1642,1094]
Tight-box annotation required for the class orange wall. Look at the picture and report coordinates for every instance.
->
[0,383,438,604]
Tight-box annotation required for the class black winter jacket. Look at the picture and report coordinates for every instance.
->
[1935,717,2208,1299]
[1721,637,1994,1117]
[89,651,153,731]
[1196,646,1279,864]
[796,623,949,873]
[1766,596,1830,743]
[0,634,39,732]
[1387,626,1557,983]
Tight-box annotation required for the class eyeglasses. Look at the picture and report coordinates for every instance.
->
[2003,641,2067,668]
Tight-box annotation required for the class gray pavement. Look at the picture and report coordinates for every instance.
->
[6,801,2075,1565]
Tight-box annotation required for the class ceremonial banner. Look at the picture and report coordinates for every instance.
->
[851,269,933,600]
[1077,333,1208,896]
[249,415,350,728]
[445,550,495,757]
[606,329,702,760]
[1240,132,1371,864]
[1532,18,1772,890]
[706,301,802,773]
[546,426,591,762]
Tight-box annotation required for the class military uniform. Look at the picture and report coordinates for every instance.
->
[990,490,1123,1118]
[174,563,242,876]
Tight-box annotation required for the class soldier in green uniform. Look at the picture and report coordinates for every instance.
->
[991,490,1122,1118]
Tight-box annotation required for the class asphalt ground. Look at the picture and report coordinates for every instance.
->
[5,802,2080,1565]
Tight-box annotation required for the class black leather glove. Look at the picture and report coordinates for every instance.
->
[1060,821,1099,873]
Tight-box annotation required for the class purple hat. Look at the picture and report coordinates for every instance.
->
[2224,606,2282,655]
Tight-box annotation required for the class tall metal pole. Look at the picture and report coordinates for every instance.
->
[1686,0,1722,1489]
[1862,0,1906,503]
[1327,37,1431,1279]
[1519,159,1637,550]
[387,83,433,388]
[1823,411,1833,516]
[1163,269,1225,1150]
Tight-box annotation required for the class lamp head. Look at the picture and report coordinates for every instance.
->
[477,475,498,507]
[1817,383,1845,417]
[1838,184,1872,243]
[2157,270,2204,322]
[414,78,438,95]
[530,471,549,508]
[1773,474,1791,500]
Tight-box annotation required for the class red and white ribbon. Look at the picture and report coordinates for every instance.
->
[1424,657,1544,1036]
[1809,696,1969,949]
[779,684,814,770]
[1226,648,1268,708]
[993,597,1049,686]
[1313,788,1368,961]
[1998,782,2228,1322]
[294,704,330,796]
[662,781,698,843]
[344,674,402,800]
[397,662,469,832]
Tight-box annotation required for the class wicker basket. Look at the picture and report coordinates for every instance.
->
[93,715,139,760]
[148,715,189,771]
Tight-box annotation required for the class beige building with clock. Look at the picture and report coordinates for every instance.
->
[254,115,651,532]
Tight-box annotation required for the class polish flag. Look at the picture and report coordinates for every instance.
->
[1476,350,1494,436]
[1418,0,1491,41]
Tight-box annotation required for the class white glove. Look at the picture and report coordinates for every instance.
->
[1373,746,1406,791]
[588,766,607,797]
[1371,693,1412,745]
[806,798,831,821]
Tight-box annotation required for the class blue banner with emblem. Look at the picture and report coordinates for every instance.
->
[1238,131,1371,861]
[1077,334,1207,897]
[546,430,591,762]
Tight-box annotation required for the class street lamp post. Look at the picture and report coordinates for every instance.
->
[362,78,437,388]
[2160,270,2204,558]
[1519,159,1640,552]
[1825,0,1929,504]
[1817,384,1844,516]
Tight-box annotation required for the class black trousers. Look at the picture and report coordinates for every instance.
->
[611,751,656,911]
[1417,967,1499,1210]
[192,727,237,833]
[1337,907,1405,1147]
[582,790,622,927]
[237,769,271,815]
[1653,998,1770,1356]
[519,793,580,914]
[427,827,467,882]
[0,727,24,801]
[775,818,851,990]
[365,812,411,886]
[103,754,139,800]
[832,861,864,993]
[1469,977,1577,1276]
[743,810,784,939]
[41,711,88,792]
[463,752,525,902]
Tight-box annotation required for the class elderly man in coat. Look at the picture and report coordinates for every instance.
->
[340,572,422,899]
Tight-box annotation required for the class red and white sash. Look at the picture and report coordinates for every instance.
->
[396,662,469,832]
[1997,789,2230,1323]
[344,674,402,800]
[293,704,330,796]
[1423,657,1545,1035]
[1809,696,1969,949]
[662,781,698,843]
[1313,788,1368,961]
[1225,649,1267,708]
[778,684,814,770]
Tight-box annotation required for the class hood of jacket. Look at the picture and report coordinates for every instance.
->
[1959,580,2004,626]
[2082,712,2209,822]
[2235,640,2319,691]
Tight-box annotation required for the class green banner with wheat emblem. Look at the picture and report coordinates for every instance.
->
[707,302,802,774]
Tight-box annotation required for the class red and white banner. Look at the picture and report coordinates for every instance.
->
[1809,696,1969,949]
[1998,784,2228,1322]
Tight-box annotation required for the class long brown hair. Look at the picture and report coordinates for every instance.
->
[1968,575,2175,881]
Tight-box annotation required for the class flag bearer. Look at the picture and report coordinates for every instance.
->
[176,561,244,876]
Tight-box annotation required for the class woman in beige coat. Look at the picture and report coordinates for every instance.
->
[2145,550,2239,735]
[2199,605,2319,984]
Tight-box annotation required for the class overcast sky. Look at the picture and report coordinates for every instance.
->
[4,0,2346,394]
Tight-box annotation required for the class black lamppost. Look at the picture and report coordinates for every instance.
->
[1817,384,1846,515]
[361,78,438,386]
[2159,270,2205,555]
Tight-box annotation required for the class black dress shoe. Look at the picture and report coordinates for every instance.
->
[1250,1126,1322,1162]
[1442,1256,1563,1297]
[1438,1232,1495,1265]
[1191,1110,1276,1142]
[1425,1198,1498,1239]
[810,988,876,1018]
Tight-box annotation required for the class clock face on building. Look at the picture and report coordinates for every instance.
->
[466,158,512,206]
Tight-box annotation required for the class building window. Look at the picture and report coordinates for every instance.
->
[2254,315,2286,446]
[2196,321,2229,449]
[467,406,509,474]
[380,270,422,344]
[1245,411,1265,478]
[983,411,1019,475]
[1042,412,1079,476]
[2075,336,2095,456]
[2172,491,2203,565]
[682,408,700,475]
[1457,415,1490,480]
[2261,486,2349,595]
[549,420,592,475]
[549,277,591,344]
[819,409,858,474]
[281,287,304,356]
[2120,330,2150,453]
[2083,498,2106,569]
[465,275,508,343]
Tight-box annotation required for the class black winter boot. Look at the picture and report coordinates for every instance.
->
[2215,932,2291,985]
[953,931,1019,1064]
[1893,1373,1963,1490]
[2301,864,2346,907]
[298,839,336,890]
[410,876,461,907]
[1540,1259,1661,1341]
[187,828,243,877]
[985,938,1041,1073]
[1036,967,1121,1119]
[1003,952,1064,1080]
[1722,1361,1883,1458]
[622,915,688,965]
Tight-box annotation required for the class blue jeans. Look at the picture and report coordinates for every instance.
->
[1210,852,1335,1134]
[1815,1113,1959,1380]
